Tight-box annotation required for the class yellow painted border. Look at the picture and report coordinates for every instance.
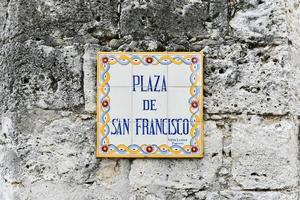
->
[96,51,204,158]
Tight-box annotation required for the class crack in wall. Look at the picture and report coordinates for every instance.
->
[117,0,123,39]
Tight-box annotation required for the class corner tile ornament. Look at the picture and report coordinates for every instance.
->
[96,52,204,158]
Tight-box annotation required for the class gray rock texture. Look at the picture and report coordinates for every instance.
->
[0,0,299,200]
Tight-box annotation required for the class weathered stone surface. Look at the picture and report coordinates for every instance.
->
[286,0,300,116]
[0,0,9,41]
[200,0,295,115]
[129,121,223,200]
[0,109,131,199]
[229,0,287,42]
[220,191,298,200]
[83,44,100,112]
[0,0,299,199]
[204,44,293,115]
[231,116,298,190]
[1,0,119,46]
[120,0,227,50]
[0,42,84,112]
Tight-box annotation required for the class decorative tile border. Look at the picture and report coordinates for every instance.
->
[96,52,204,158]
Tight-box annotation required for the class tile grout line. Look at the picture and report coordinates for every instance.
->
[167,53,169,149]
[131,57,133,147]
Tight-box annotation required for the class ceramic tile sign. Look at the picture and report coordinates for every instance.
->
[96,52,204,158]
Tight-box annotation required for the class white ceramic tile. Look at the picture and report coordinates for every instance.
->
[163,118,191,147]
[132,90,167,119]
[132,57,167,90]
[99,55,132,87]
[167,54,201,87]
[166,119,201,154]
[167,132,191,147]
[166,120,199,155]
[132,122,168,146]
[99,122,132,146]
[100,87,132,121]
[167,87,201,121]
[168,63,191,87]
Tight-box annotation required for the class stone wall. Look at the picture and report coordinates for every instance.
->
[0,0,299,199]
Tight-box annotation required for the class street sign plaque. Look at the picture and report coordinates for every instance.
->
[96,52,204,158]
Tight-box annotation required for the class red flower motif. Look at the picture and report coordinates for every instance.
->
[191,146,198,153]
[102,57,109,63]
[191,100,199,108]
[191,57,198,64]
[101,145,108,152]
[102,100,109,108]
[146,145,153,153]
[145,57,153,64]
